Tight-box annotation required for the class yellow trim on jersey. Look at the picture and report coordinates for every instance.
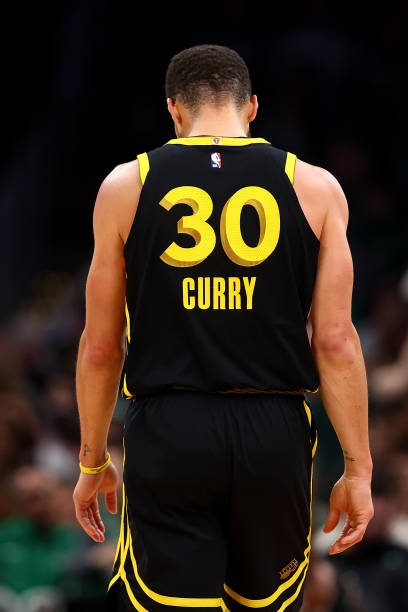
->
[224,420,316,609]
[285,152,296,184]
[127,517,224,607]
[303,400,312,427]
[304,400,318,458]
[165,136,270,147]
[123,373,134,398]
[312,430,318,458]
[137,152,150,185]
[123,297,134,398]
[125,301,131,343]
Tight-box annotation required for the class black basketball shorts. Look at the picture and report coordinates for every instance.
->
[105,389,318,611]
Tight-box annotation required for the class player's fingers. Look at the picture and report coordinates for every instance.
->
[86,506,104,542]
[338,522,366,545]
[328,519,350,555]
[106,490,118,514]
[323,507,340,533]
[90,499,105,533]
[340,519,352,537]
[329,523,366,554]
[75,505,102,542]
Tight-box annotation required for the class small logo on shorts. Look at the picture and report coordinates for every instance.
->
[211,152,222,168]
[211,136,222,145]
[279,558,299,580]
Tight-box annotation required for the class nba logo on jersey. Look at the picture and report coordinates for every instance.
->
[210,152,222,168]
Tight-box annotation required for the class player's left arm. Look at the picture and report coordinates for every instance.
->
[73,163,139,542]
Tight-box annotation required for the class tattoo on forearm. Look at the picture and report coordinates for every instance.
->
[344,450,356,462]
[83,444,92,456]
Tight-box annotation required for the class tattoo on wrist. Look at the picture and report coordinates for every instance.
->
[344,450,356,462]
[83,444,92,457]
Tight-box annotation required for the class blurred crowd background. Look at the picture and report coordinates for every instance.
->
[1,2,407,611]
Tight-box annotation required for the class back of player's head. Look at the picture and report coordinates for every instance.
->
[165,44,252,115]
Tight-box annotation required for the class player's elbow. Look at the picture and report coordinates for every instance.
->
[311,321,360,365]
[81,334,125,369]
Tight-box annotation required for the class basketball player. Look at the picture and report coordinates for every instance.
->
[73,45,374,611]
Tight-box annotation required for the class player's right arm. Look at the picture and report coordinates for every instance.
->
[295,161,374,555]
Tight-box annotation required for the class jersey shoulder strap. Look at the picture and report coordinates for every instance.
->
[285,152,297,184]
[266,143,297,185]
[136,152,150,185]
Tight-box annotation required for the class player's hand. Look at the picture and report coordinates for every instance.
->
[73,462,119,542]
[323,473,374,555]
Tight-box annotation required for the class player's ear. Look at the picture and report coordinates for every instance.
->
[167,97,178,116]
[248,94,258,123]
[167,97,183,127]
[167,97,175,116]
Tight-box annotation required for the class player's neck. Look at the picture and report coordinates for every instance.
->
[185,108,248,138]
[186,124,248,138]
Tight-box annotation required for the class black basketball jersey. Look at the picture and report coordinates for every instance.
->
[122,136,320,398]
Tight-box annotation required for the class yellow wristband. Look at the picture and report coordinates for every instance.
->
[79,451,111,475]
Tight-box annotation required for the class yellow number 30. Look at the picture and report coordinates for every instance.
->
[159,186,280,267]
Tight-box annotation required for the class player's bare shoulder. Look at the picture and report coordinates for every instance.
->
[94,159,142,243]
[293,159,349,242]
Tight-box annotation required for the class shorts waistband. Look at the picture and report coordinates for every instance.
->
[171,385,305,396]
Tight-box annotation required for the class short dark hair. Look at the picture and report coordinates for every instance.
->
[165,44,252,114]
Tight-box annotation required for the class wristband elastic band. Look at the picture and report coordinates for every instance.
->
[79,451,111,475]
